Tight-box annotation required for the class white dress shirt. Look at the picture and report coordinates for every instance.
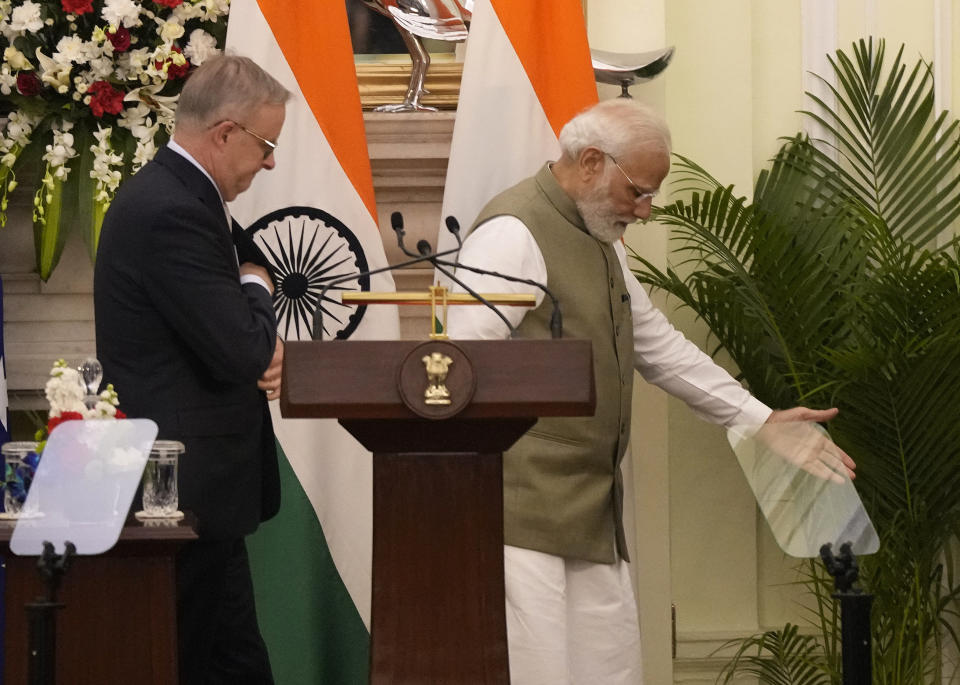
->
[446,215,773,427]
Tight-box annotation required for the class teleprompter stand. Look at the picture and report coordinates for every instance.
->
[821,542,873,685]
[281,338,595,684]
[26,540,74,685]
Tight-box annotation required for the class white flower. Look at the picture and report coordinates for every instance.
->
[183,28,218,66]
[125,82,178,118]
[89,126,124,200]
[117,101,150,129]
[172,2,204,21]
[53,34,87,64]
[3,45,32,70]
[158,19,185,43]
[0,63,15,95]
[116,47,151,80]
[8,1,43,33]
[88,55,115,80]
[44,360,87,416]
[35,48,73,92]
[101,0,142,29]
[131,137,156,171]
[42,122,78,176]
[201,0,230,20]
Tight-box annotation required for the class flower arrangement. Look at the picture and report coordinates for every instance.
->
[41,357,125,440]
[2,358,126,512]
[0,0,230,280]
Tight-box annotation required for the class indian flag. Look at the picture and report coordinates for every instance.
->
[225,2,399,682]
[437,0,597,250]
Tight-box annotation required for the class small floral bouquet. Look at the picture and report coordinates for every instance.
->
[0,0,230,280]
[2,358,126,511]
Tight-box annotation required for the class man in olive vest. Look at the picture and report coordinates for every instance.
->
[446,98,856,684]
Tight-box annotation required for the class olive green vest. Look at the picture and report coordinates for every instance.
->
[472,164,634,563]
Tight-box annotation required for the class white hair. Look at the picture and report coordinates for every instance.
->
[558,98,672,160]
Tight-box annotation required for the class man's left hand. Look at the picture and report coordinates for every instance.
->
[258,337,284,400]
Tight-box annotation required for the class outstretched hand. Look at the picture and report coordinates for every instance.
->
[761,407,856,482]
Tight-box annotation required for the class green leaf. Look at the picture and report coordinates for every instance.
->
[33,160,81,281]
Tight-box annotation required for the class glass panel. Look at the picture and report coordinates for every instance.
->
[728,421,879,558]
[10,419,158,556]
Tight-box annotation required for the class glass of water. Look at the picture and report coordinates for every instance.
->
[141,440,183,518]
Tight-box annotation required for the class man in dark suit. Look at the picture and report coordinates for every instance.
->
[94,55,290,684]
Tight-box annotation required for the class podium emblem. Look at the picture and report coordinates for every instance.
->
[398,341,475,419]
[422,352,454,405]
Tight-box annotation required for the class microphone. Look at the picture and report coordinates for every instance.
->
[434,215,563,339]
[312,212,461,339]
[444,215,462,248]
[393,215,516,336]
[390,211,406,247]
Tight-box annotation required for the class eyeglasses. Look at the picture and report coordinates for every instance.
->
[226,120,278,159]
[603,152,658,203]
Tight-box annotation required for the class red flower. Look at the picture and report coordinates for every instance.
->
[153,0,183,7]
[106,26,131,53]
[15,71,43,97]
[115,410,127,419]
[61,0,94,14]
[47,411,85,434]
[87,80,125,118]
[156,45,190,81]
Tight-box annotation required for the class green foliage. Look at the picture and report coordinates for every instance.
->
[630,38,960,683]
[717,623,835,685]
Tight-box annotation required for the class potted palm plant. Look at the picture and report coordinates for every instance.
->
[630,37,960,683]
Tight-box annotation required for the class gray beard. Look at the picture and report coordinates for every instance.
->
[576,170,632,243]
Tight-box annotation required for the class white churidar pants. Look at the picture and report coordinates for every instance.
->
[504,545,643,685]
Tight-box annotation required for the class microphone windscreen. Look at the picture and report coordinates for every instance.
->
[416,240,432,256]
[444,215,461,234]
[390,211,404,232]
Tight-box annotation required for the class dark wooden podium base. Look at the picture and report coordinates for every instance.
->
[345,417,536,684]
[371,451,509,683]
[2,516,197,684]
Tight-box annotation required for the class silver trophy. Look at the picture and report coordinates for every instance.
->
[591,46,676,98]
[360,0,472,112]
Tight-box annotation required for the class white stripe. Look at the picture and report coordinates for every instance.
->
[438,0,559,253]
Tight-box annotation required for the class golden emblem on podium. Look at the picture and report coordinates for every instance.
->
[422,352,454,405]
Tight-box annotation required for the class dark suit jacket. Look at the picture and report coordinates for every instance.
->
[94,145,280,540]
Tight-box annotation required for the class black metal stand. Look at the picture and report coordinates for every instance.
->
[820,542,873,685]
[26,540,75,685]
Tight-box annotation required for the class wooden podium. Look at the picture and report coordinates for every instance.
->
[281,338,594,684]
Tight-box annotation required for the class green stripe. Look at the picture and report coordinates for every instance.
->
[249,442,370,684]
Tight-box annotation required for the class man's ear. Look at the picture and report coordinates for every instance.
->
[578,146,606,181]
[209,119,233,149]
